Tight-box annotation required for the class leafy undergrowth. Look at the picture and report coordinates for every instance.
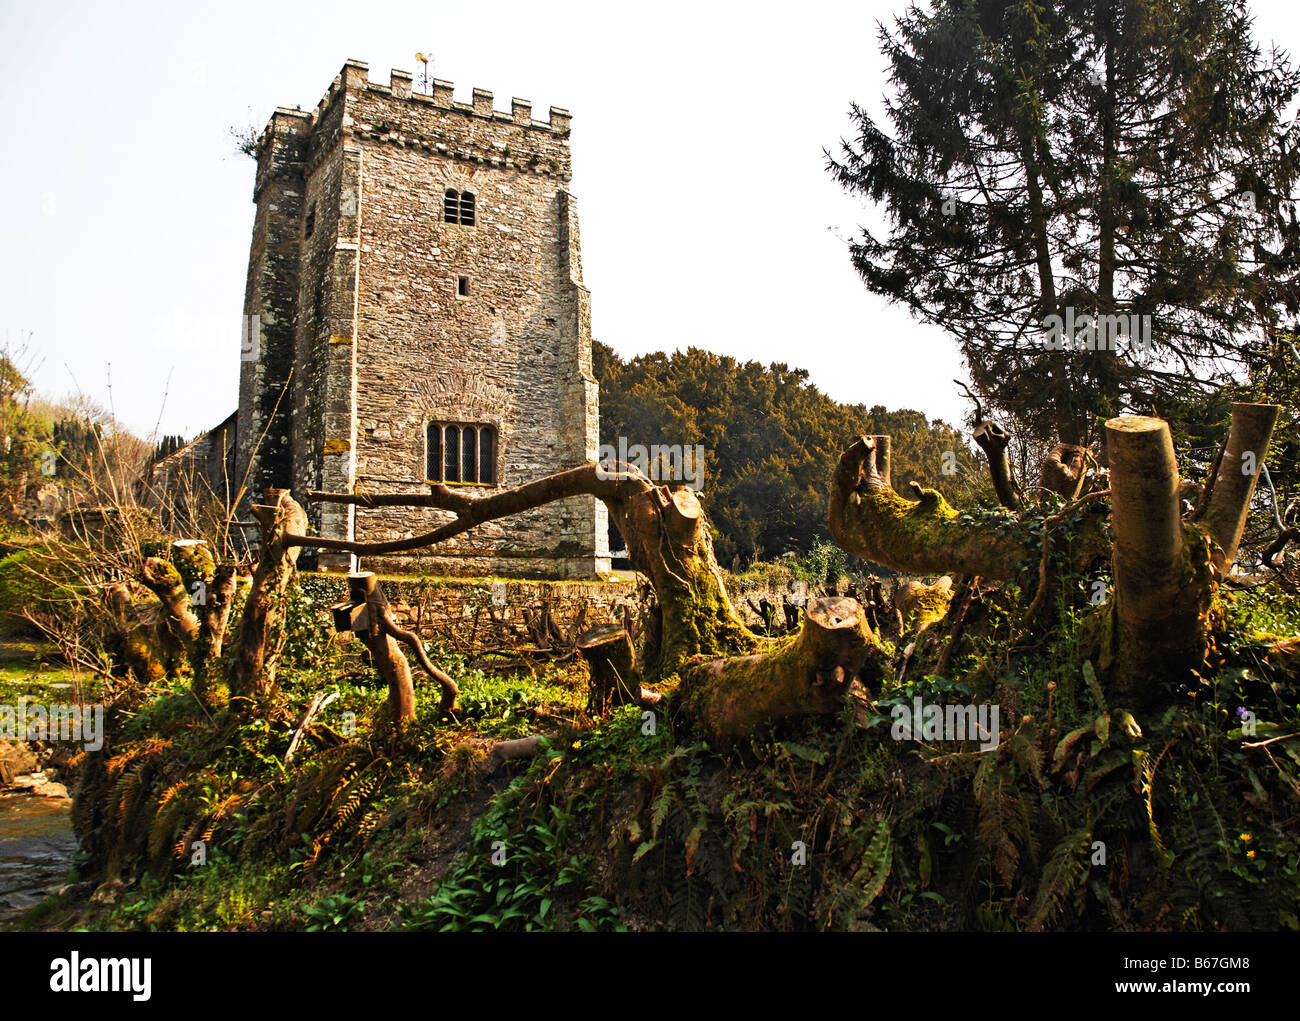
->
[13,577,1300,933]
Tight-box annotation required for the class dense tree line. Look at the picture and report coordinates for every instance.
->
[594,342,987,565]
[151,434,186,463]
[53,418,104,475]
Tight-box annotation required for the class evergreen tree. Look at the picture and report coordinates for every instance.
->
[829,0,1300,447]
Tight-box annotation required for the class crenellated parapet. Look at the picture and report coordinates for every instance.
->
[277,59,574,180]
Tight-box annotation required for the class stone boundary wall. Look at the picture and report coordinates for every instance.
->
[299,573,644,648]
[297,572,818,649]
[298,572,920,650]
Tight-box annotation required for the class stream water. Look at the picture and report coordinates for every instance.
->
[0,793,78,923]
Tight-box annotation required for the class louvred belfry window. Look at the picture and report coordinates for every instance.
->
[443,188,476,226]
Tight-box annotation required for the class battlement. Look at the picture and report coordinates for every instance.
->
[304,59,572,135]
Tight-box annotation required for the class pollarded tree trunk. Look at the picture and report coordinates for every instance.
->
[603,482,759,681]
[347,572,416,726]
[577,624,644,714]
[972,421,1022,511]
[1104,416,1214,702]
[140,555,201,673]
[1203,402,1280,573]
[230,489,309,706]
[1040,443,1089,499]
[105,582,167,687]
[135,540,238,701]
[168,540,240,686]
[894,576,954,635]
[1104,404,1281,701]
[192,566,238,701]
[327,572,460,725]
[829,435,1031,580]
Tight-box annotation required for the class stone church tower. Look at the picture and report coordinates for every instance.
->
[235,59,609,577]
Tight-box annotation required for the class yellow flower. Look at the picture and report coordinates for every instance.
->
[1240,833,1253,842]
[1247,850,1256,859]
[571,740,581,749]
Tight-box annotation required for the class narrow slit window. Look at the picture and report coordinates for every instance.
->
[305,203,316,237]
[457,275,470,297]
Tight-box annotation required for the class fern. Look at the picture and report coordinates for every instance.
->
[1027,828,1091,930]
[852,818,893,906]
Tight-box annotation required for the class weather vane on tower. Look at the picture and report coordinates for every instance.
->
[415,52,433,95]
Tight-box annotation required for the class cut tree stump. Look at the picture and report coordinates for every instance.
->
[577,624,642,714]
[1105,416,1212,701]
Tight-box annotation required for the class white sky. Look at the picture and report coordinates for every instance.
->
[3,0,1297,442]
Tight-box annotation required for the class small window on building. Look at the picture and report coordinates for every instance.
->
[428,422,497,485]
[457,275,470,297]
[444,188,476,226]
[305,202,316,237]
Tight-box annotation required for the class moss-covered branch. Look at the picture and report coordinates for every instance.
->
[829,435,1030,580]
[673,597,885,747]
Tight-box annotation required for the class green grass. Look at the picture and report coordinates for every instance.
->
[0,638,98,702]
